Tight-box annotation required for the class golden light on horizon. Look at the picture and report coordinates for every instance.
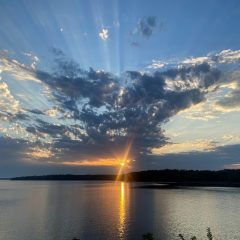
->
[62,158,120,166]
[58,139,134,175]
[62,157,132,167]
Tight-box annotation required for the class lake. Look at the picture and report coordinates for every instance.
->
[0,181,240,240]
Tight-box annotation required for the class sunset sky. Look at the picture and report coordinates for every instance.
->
[1,0,240,177]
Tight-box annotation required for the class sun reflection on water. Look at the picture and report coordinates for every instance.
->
[118,181,129,239]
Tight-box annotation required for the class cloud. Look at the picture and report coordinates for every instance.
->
[147,50,240,121]
[99,28,109,41]
[0,55,40,82]
[27,109,44,115]
[137,143,240,170]
[130,41,140,47]
[0,136,48,162]
[176,81,240,121]
[224,163,240,169]
[30,53,222,164]
[45,107,61,117]
[152,140,216,155]
[23,52,39,69]
[62,158,121,166]
[132,16,162,38]
[0,76,28,123]
[147,60,165,69]
[211,71,240,112]
[26,146,54,159]
[182,49,240,66]
[182,56,212,66]
[215,49,240,64]
[177,99,221,121]
[215,88,240,112]
[0,80,19,116]
[0,136,59,176]
[222,134,240,145]
[2,49,239,168]
[0,137,29,163]
[148,49,240,70]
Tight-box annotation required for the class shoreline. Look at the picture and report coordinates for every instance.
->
[9,169,240,188]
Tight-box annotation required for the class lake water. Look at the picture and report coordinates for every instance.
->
[0,181,240,240]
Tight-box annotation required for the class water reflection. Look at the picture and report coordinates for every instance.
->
[118,181,129,239]
[1,181,240,240]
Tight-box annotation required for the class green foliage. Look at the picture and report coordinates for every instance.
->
[178,227,213,240]
[178,234,186,240]
[142,232,154,240]
[178,234,197,240]
[206,227,213,240]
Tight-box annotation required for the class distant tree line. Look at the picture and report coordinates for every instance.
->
[11,169,240,186]
[121,169,240,185]
[12,174,116,181]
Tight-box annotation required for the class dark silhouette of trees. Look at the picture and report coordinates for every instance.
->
[12,169,240,187]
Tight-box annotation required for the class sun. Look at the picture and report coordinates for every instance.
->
[120,162,125,167]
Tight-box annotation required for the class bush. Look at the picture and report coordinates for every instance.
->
[178,227,213,240]
[142,233,154,240]
[141,227,213,240]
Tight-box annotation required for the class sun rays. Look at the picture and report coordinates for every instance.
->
[115,139,133,181]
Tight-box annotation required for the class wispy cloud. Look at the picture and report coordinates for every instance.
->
[62,158,121,166]
[132,16,163,38]
[223,134,240,144]
[99,28,109,41]
[148,49,240,70]
[224,163,240,169]
[0,56,40,82]
[0,80,20,117]
[152,140,216,155]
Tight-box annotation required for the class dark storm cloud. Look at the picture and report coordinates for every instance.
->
[132,16,163,37]
[30,54,222,162]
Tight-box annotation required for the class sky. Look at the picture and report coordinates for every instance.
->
[1,0,240,177]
